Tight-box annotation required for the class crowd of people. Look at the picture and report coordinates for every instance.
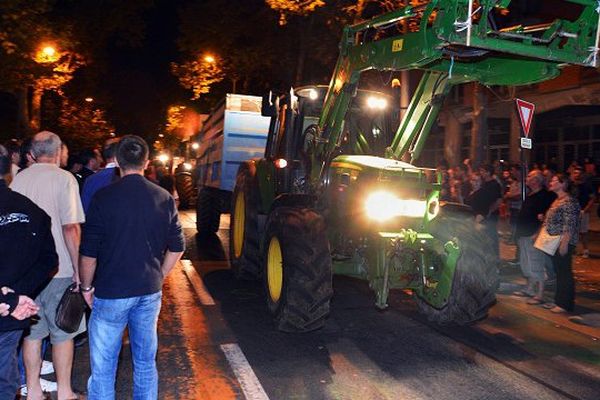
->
[1,129,599,398]
[437,157,598,314]
[1,131,184,400]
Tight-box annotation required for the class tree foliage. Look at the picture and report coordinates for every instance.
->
[58,97,114,152]
[264,0,325,24]
[171,57,224,100]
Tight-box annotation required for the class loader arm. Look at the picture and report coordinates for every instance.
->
[312,0,600,179]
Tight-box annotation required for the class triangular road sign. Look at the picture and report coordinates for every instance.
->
[515,99,535,137]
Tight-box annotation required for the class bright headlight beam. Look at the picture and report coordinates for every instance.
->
[365,191,427,221]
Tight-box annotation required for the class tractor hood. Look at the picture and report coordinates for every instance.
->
[330,155,434,180]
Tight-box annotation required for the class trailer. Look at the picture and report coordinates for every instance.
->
[194,94,270,234]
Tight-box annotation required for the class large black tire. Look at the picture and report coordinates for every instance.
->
[196,187,221,234]
[415,209,499,325]
[175,172,195,210]
[263,207,333,332]
[229,170,261,279]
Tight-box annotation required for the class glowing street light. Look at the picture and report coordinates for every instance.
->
[35,44,60,63]
[84,97,94,103]
[204,55,215,63]
[191,142,199,150]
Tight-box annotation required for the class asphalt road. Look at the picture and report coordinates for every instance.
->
[65,212,600,400]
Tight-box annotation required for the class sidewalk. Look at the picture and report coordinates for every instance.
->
[497,221,600,333]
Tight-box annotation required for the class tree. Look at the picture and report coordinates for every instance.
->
[264,0,325,25]
[171,56,225,100]
[0,0,85,136]
[58,97,114,152]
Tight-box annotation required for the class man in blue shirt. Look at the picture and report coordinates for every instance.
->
[81,139,120,213]
[79,135,184,399]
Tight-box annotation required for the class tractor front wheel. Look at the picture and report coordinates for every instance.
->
[263,207,333,332]
[415,210,499,325]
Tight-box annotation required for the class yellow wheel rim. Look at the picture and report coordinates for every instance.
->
[233,191,245,258]
[267,236,283,303]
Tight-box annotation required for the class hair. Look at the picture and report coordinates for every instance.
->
[479,164,495,176]
[0,144,9,176]
[553,172,576,195]
[4,140,20,158]
[528,169,544,184]
[102,139,119,161]
[18,138,32,170]
[31,131,61,159]
[79,148,98,166]
[116,135,148,171]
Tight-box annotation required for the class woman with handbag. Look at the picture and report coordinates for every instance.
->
[541,173,581,313]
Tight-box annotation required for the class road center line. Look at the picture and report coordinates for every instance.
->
[220,343,270,400]
[181,259,216,306]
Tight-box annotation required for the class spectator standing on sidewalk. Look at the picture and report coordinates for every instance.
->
[81,139,120,213]
[11,131,86,400]
[465,164,503,258]
[570,166,595,258]
[79,135,184,399]
[542,173,580,313]
[0,144,58,399]
[513,170,556,303]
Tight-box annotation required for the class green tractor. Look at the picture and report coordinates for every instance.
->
[229,0,600,331]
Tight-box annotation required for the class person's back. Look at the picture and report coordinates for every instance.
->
[84,174,179,298]
[80,135,184,399]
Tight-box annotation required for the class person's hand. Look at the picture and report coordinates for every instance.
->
[558,241,568,257]
[1,286,14,295]
[537,213,544,222]
[0,303,9,317]
[82,289,94,309]
[10,296,39,320]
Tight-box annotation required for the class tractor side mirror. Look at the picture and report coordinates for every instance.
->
[261,91,277,117]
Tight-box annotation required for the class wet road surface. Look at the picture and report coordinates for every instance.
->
[67,212,600,400]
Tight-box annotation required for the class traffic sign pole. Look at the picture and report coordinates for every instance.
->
[515,99,535,203]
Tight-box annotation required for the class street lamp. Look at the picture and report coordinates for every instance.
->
[85,97,94,103]
[204,54,215,63]
[35,44,59,63]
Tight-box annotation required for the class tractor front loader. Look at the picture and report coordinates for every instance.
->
[230,0,600,331]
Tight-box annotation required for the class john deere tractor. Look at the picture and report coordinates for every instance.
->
[230,0,600,331]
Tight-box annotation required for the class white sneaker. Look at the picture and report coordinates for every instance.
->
[18,378,58,395]
[41,360,54,375]
[40,378,57,392]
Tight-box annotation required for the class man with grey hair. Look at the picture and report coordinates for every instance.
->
[513,169,557,303]
[11,131,86,400]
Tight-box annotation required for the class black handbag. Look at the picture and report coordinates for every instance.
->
[55,283,86,333]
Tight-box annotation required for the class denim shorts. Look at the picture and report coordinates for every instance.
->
[26,278,86,344]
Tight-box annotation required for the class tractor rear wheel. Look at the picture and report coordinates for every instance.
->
[263,207,333,332]
[229,170,260,279]
[196,187,221,234]
[415,210,499,325]
[175,172,195,210]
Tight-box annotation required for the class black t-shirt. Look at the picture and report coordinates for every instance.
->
[515,188,557,238]
[574,179,594,209]
[465,179,502,219]
[80,174,185,299]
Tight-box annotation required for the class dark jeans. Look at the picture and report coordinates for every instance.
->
[0,330,23,399]
[552,244,576,311]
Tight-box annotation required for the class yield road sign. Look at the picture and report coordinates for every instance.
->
[515,99,535,137]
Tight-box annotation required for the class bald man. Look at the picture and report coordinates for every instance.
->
[11,131,86,400]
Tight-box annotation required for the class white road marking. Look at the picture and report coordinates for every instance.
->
[181,259,216,306]
[220,343,270,400]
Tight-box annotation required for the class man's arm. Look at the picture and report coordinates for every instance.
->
[79,255,97,307]
[161,250,184,277]
[63,223,81,284]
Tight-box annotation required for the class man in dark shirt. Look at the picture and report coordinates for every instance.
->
[514,170,556,301]
[79,135,184,399]
[466,164,502,258]
[0,145,58,399]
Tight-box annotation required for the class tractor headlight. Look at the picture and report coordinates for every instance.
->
[365,191,427,221]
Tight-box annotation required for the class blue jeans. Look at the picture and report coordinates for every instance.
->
[87,292,162,400]
[0,330,22,399]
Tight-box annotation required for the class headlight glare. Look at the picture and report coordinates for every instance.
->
[365,191,427,221]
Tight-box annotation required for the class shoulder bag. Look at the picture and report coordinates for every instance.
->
[55,283,86,333]
[533,225,561,255]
